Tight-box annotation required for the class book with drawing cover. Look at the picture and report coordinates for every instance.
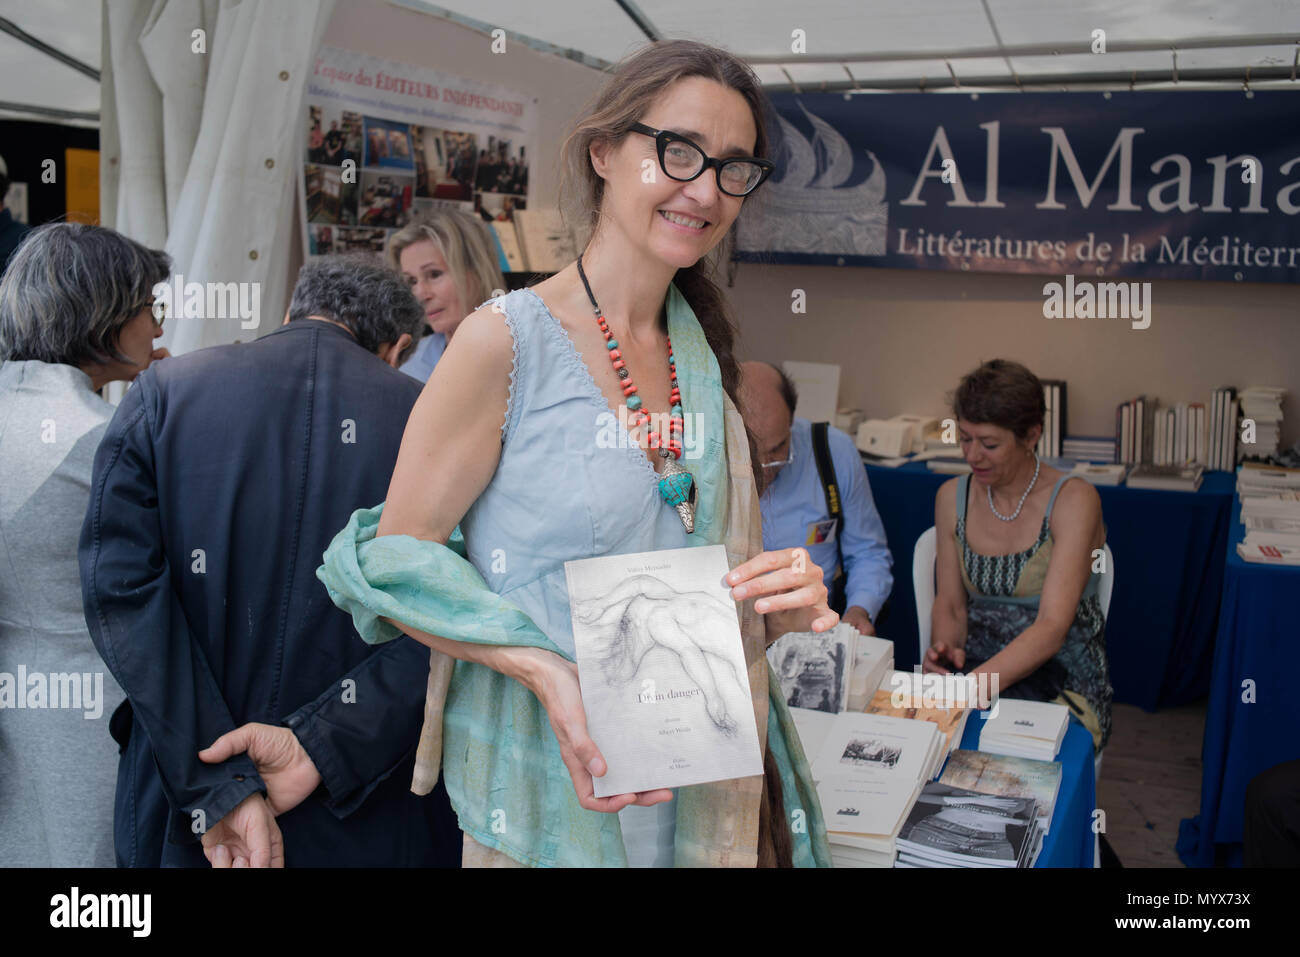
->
[939,749,1062,835]
[563,545,762,796]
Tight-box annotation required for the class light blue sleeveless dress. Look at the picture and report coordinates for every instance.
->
[458,287,688,865]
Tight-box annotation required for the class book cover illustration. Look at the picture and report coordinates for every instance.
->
[564,545,763,797]
[939,749,1062,832]
[767,628,853,713]
[866,687,967,755]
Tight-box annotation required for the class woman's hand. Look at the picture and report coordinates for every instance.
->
[923,642,966,675]
[728,547,838,634]
[505,646,674,814]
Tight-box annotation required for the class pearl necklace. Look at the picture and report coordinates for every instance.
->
[987,453,1041,522]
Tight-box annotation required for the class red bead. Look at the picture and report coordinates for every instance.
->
[622,381,637,395]
[611,359,625,371]
[647,431,661,449]
[603,330,612,340]
[608,349,622,361]
[635,412,650,425]
[666,442,682,457]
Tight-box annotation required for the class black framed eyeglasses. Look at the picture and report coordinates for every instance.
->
[630,122,774,197]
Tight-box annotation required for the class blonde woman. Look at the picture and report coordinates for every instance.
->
[385,209,504,382]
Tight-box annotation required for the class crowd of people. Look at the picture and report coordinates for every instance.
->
[0,39,1143,870]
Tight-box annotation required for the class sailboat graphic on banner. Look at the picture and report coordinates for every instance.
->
[737,102,888,256]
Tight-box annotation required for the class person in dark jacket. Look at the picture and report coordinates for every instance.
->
[79,255,461,867]
[0,156,31,272]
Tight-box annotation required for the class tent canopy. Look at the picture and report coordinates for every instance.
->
[2,0,1297,125]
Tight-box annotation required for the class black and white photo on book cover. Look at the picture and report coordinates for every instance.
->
[811,712,936,787]
[767,627,853,713]
[564,545,763,797]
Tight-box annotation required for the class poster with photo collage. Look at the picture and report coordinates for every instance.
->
[301,45,535,262]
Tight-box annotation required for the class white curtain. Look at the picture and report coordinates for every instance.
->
[100,0,335,357]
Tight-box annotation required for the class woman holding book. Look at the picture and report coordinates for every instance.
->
[925,359,1113,752]
[318,40,836,867]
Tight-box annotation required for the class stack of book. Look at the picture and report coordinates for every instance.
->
[1069,462,1128,486]
[926,455,973,474]
[865,671,971,766]
[1151,402,1208,467]
[895,782,1043,868]
[1062,435,1116,464]
[1208,387,1241,471]
[1036,380,1067,459]
[809,710,944,868]
[1238,387,1286,460]
[1236,463,1300,565]
[768,624,892,718]
[1126,462,1204,492]
[978,699,1069,761]
[939,749,1063,839]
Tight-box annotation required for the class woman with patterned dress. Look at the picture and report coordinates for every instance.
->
[927,359,1113,752]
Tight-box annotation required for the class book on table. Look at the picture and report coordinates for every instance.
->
[939,749,1062,835]
[1070,462,1128,486]
[1126,463,1204,492]
[865,671,970,766]
[808,711,942,866]
[896,782,1041,868]
[979,698,1069,761]
[767,623,894,717]
[563,544,763,796]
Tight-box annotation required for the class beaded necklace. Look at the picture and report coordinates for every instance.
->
[576,256,697,533]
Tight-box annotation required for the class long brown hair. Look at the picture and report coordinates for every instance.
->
[557,39,771,431]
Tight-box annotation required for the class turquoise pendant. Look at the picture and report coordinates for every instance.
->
[658,452,696,533]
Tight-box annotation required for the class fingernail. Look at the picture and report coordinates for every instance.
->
[755,599,768,612]
[587,759,601,775]
[727,572,738,584]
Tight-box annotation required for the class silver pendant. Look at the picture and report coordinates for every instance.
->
[657,450,697,534]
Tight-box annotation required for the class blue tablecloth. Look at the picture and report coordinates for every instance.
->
[1177,497,1300,867]
[863,462,1234,711]
[948,711,1096,867]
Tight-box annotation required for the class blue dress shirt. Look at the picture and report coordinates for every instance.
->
[759,417,894,621]
[399,329,447,383]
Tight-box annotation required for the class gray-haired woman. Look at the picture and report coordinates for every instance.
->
[384,208,504,382]
[0,222,171,866]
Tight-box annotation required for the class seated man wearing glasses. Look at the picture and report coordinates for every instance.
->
[739,361,893,636]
